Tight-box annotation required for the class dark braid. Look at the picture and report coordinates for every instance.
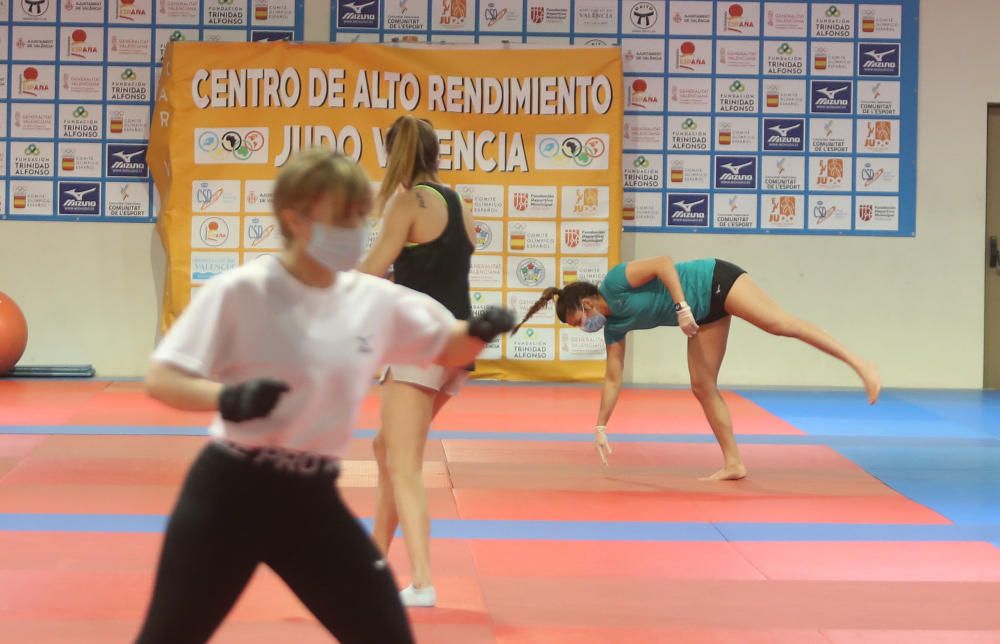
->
[511,281,602,335]
[512,287,561,336]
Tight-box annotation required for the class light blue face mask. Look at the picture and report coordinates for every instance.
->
[306,220,365,273]
[581,308,607,333]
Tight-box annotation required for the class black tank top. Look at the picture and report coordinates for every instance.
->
[393,182,473,321]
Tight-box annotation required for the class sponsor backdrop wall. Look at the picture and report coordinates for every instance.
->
[0,0,305,222]
[331,0,917,237]
[150,41,622,381]
[0,0,991,391]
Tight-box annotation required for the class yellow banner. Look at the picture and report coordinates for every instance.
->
[150,42,622,382]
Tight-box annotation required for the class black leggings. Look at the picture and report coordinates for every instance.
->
[135,442,414,644]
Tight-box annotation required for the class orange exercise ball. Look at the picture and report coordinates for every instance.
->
[0,292,29,374]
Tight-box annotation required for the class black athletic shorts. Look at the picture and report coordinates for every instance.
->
[699,259,747,325]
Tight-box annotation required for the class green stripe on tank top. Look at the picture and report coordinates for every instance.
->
[414,184,449,207]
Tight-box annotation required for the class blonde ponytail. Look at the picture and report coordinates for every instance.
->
[378,116,421,211]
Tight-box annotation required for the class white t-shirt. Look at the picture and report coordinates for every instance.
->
[152,256,455,458]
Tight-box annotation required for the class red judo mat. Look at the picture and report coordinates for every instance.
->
[0,381,998,643]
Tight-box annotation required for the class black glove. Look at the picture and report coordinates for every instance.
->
[218,379,290,422]
[467,306,516,343]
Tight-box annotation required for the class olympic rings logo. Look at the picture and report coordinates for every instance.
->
[199,130,266,161]
[539,135,607,167]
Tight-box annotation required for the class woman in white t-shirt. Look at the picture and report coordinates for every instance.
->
[134,149,514,644]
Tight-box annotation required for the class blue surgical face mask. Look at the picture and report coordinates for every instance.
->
[306,220,365,273]
[581,307,607,333]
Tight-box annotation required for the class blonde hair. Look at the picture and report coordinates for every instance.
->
[272,148,371,239]
[377,116,439,211]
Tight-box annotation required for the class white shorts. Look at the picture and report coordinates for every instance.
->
[380,364,470,397]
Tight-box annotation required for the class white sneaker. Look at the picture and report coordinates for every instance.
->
[399,584,436,608]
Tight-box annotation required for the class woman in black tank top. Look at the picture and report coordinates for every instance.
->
[358,116,475,608]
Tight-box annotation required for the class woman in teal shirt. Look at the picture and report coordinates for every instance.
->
[513,255,880,481]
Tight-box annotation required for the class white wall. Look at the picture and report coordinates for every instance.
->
[0,0,989,387]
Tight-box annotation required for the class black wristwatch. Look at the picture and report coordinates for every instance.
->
[674,301,688,312]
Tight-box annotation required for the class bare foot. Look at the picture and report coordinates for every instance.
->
[859,361,881,404]
[699,464,748,481]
